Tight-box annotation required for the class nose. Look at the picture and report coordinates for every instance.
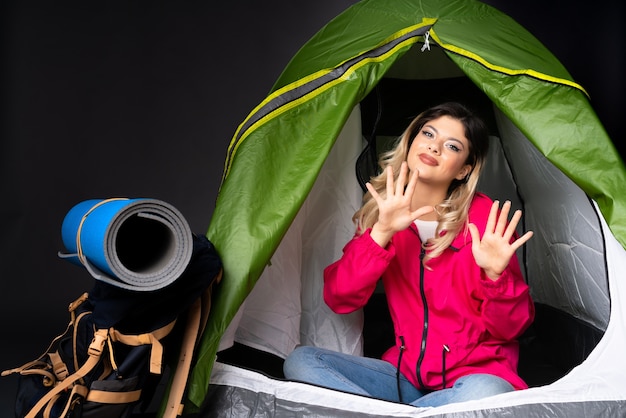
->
[428,142,440,154]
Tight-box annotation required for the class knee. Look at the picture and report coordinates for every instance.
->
[455,374,514,397]
[481,375,514,397]
[283,346,317,380]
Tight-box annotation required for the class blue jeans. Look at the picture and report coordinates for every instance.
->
[283,346,515,408]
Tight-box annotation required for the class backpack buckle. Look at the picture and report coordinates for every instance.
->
[88,330,108,357]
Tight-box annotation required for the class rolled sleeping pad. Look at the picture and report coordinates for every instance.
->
[59,198,193,291]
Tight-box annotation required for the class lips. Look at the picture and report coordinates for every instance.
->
[418,153,438,166]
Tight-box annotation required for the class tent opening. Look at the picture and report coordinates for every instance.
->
[357,63,608,389]
[216,42,609,392]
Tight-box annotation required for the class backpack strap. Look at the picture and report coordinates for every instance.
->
[1,311,79,383]
[163,268,223,418]
[1,293,90,386]
[48,351,69,381]
[109,319,177,374]
[1,360,55,386]
[25,328,109,418]
[51,384,88,418]
[163,298,202,417]
[86,387,142,404]
[72,309,92,374]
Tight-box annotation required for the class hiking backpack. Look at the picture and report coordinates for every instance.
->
[2,234,222,418]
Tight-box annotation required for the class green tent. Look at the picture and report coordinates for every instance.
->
[187,0,626,415]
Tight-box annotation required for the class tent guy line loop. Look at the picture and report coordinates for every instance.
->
[421,31,431,52]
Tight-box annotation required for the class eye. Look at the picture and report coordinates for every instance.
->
[445,143,462,152]
[421,129,434,139]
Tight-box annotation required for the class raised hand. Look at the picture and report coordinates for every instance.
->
[367,162,433,247]
[468,200,533,281]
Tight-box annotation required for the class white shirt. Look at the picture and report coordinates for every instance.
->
[414,219,438,242]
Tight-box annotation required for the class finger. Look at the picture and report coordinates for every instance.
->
[395,162,408,196]
[404,167,419,201]
[411,205,434,220]
[510,230,534,251]
[365,182,382,204]
[385,166,395,196]
[495,200,511,236]
[503,209,523,240]
[468,223,480,246]
[485,200,499,234]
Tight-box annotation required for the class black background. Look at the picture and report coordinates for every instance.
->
[1,0,623,413]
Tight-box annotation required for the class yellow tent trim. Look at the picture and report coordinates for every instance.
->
[428,29,588,96]
[222,20,436,180]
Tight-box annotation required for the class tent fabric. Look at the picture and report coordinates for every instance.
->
[187,0,626,415]
[491,110,610,331]
[218,107,365,359]
[204,361,626,418]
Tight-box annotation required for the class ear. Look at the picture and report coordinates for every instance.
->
[455,164,472,181]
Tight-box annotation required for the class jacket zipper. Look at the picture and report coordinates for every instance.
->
[396,335,406,403]
[416,247,428,388]
[442,344,450,389]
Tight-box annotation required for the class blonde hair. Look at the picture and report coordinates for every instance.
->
[354,102,489,265]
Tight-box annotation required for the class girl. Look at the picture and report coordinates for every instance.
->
[283,102,535,408]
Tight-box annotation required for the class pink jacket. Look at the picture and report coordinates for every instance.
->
[324,193,534,391]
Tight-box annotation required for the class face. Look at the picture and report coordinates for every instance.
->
[406,115,472,187]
